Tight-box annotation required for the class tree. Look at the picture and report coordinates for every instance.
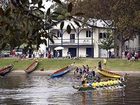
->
[0,0,47,51]
[0,0,64,51]
[111,0,140,57]
[99,32,114,58]
[70,0,140,57]
[0,0,82,52]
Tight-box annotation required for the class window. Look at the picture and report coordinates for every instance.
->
[99,33,103,39]
[99,32,109,39]
[57,30,62,37]
[86,30,91,37]
[70,34,75,43]
[103,33,106,38]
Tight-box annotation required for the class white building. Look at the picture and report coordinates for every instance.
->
[47,20,112,58]
[125,35,140,51]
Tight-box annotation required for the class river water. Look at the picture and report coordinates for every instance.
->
[0,74,140,105]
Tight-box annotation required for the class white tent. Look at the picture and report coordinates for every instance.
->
[54,46,64,50]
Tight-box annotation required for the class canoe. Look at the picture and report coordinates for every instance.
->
[24,61,39,74]
[50,66,72,78]
[97,69,122,78]
[73,79,125,91]
[0,64,14,76]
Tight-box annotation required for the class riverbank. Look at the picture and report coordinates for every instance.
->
[0,58,140,71]
[8,70,140,77]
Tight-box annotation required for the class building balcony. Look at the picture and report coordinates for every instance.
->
[49,39,94,46]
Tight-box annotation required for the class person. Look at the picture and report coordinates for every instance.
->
[56,51,60,58]
[47,51,51,58]
[134,52,139,61]
[96,76,101,82]
[74,67,79,75]
[109,51,112,58]
[68,52,71,59]
[82,65,86,73]
[12,49,16,57]
[79,68,83,75]
[103,59,107,68]
[81,78,88,87]
[86,65,89,72]
[92,69,95,77]
[87,69,96,82]
[98,61,102,70]
[127,52,131,61]
[28,48,33,58]
[122,51,125,59]
[67,51,70,59]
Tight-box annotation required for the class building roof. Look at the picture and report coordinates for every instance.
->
[52,19,112,30]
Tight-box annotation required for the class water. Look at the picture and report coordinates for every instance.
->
[0,74,140,105]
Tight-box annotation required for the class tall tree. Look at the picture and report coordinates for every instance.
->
[0,0,82,51]
[70,0,140,57]
[0,0,62,51]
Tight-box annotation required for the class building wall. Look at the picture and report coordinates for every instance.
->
[79,47,86,57]
[125,35,140,50]
[93,28,99,57]
[49,27,111,58]
[63,48,68,57]
[47,24,140,58]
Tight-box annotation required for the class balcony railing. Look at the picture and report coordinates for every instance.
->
[49,39,93,45]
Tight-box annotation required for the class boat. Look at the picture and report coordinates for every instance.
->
[0,64,14,76]
[24,60,39,74]
[50,66,72,78]
[97,69,122,78]
[73,79,125,91]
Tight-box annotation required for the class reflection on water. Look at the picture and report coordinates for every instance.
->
[0,75,140,105]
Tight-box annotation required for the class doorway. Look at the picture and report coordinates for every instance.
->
[68,48,76,57]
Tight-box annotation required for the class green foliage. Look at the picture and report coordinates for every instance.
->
[60,21,64,30]
[68,2,73,13]
[71,0,140,41]
[0,0,85,52]
[66,25,71,34]
[70,0,140,57]
[99,33,114,51]
[0,0,64,51]
[52,1,82,34]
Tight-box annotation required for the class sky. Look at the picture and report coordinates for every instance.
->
[29,0,65,12]
[28,0,53,12]
[42,0,65,12]
[43,0,53,11]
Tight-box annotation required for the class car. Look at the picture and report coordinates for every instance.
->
[0,52,10,57]
[15,48,23,55]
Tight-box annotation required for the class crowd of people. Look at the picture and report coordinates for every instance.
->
[73,60,127,88]
[73,59,110,87]
[122,50,139,61]
[74,64,101,85]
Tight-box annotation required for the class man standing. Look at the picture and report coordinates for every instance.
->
[98,61,102,70]
[57,51,60,58]
[103,59,107,69]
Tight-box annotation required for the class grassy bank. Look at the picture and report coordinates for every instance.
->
[0,58,140,71]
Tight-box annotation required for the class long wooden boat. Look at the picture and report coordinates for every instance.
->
[97,69,122,78]
[50,66,72,78]
[0,64,14,76]
[24,60,39,74]
[73,79,125,91]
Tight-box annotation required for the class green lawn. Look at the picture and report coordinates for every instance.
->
[0,58,140,71]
